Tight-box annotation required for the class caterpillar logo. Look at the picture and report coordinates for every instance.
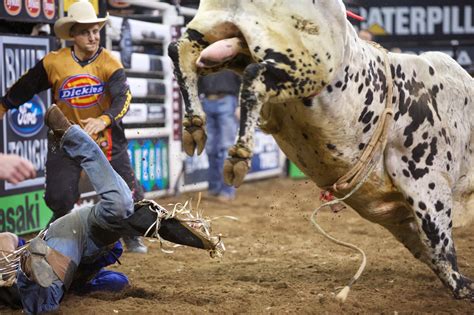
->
[4,0,21,16]
[59,74,105,108]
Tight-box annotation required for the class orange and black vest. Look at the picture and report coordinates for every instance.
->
[1,47,131,160]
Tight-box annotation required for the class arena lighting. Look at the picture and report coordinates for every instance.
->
[121,0,197,16]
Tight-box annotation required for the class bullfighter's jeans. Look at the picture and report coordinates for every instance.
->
[202,95,238,199]
[16,125,134,314]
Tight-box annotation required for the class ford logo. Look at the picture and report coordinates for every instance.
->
[7,95,45,137]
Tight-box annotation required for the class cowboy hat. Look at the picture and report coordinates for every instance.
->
[54,0,109,40]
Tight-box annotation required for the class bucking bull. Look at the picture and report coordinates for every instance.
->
[168,0,474,300]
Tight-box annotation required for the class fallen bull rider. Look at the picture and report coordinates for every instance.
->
[0,105,224,314]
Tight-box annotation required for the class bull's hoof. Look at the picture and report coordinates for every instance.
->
[453,276,474,300]
[223,158,250,188]
[182,116,207,156]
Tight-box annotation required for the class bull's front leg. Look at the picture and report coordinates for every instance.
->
[168,30,208,156]
[223,62,278,187]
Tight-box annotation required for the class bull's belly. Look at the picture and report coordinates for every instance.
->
[271,127,412,226]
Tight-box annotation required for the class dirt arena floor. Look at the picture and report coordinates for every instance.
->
[6,177,474,314]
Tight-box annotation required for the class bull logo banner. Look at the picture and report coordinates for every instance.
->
[0,36,50,195]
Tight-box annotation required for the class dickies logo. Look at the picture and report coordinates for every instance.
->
[42,0,54,19]
[59,74,105,108]
[25,0,40,18]
[7,95,45,138]
[4,0,21,16]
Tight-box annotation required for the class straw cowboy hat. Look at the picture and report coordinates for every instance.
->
[54,0,109,40]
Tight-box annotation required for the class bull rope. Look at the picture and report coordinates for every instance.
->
[311,43,394,303]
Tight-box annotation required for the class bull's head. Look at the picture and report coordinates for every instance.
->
[168,0,350,186]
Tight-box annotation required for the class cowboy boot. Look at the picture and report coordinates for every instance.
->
[44,104,72,138]
[21,238,58,288]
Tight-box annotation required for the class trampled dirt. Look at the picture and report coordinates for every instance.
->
[6,177,474,314]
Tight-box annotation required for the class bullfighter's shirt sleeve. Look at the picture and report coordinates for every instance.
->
[102,51,131,127]
[0,59,51,109]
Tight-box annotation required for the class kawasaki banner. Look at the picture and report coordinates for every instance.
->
[356,0,474,41]
[0,190,50,234]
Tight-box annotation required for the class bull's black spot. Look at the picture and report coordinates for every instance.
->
[447,151,452,161]
[185,29,208,46]
[358,143,365,150]
[361,111,374,124]
[403,169,410,177]
[418,202,427,210]
[426,137,438,166]
[407,196,414,206]
[435,200,444,212]
[465,97,469,106]
[327,85,333,93]
[429,66,435,75]
[446,208,451,218]
[412,142,428,163]
[358,84,364,94]
[421,214,441,248]
[429,183,435,190]
[335,81,343,88]
[326,143,336,150]
[403,94,434,148]
[365,89,373,105]
[396,65,403,78]
[422,132,428,140]
[415,211,423,218]
[446,164,450,171]
[302,98,312,107]
[408,161,429,179]
[358,107,368,122]
[355,72,359,83]
[362,124,372,133]
[402,156,408,163]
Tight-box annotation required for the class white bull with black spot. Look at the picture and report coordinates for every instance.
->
[168,0,474,300]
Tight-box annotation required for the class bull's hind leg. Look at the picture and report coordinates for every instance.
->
[168,30,209,156]
[387,159,474,299]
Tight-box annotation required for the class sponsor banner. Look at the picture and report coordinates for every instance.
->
[0,36,50,195]
[122,103,166,126]
[0,190,52,234]
[248,130,281,174]
[128,137,170,192]
[0,0,57,22]
[182,129,283,189]
[183,152,209,188]
[356,0,474,41]
[288,161,306,179]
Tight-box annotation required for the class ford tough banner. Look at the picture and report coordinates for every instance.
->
[355,0,474,41]
[1,0,58,23]
[0,35,53,233]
